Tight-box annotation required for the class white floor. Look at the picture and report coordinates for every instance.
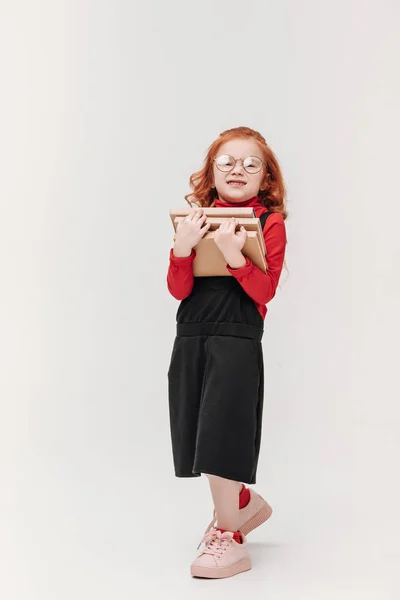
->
[3,418,399,600]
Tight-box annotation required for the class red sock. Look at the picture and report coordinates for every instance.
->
[216,528,243,544]
[239,484,250,509]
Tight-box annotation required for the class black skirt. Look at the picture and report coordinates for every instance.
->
[168,323,264,484]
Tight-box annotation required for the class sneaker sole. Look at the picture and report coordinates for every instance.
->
[191,556,252,579]
[239,499,273,537]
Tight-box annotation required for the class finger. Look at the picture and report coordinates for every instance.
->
[227,219,236,233]
[237,226,247,242]
[188,208,200,221]
[221,220,230,231]
[197,214,207,226]
[200,222,211,236]
[192,209,204,222]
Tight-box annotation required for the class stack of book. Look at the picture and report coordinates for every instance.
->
[170,207,267,277]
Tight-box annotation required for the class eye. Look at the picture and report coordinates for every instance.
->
[216,155,234,167]
[244,157,257,168]
[244,156,262,172]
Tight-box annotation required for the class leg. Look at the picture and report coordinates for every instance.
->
[205,474,242,531]
[193,336,263,483]
[168,336,207,477]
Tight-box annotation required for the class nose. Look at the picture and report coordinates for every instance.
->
[230,158,245,176]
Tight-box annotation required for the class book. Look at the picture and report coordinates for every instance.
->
[190,231,267,276]
[173,216,266,254]
[169,207,256,226]
[170,206,267,277]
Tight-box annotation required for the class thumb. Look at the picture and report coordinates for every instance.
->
[238,226,247,241]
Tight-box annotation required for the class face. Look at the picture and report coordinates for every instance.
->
[212,138,266,204]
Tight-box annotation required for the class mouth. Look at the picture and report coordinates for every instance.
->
[227,180,247,187]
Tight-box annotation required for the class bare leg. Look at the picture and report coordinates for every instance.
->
[205,474,242,532]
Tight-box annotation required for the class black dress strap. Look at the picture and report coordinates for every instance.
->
[259,211,273,230]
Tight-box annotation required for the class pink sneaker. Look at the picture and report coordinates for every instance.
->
[191,529,251,579]
[203,488,273,539]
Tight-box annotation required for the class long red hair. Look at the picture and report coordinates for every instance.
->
[185,126,288,220]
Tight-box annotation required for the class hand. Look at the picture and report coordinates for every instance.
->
[214,218,247,266]
[214,218,247,268]
[173,208,210,257]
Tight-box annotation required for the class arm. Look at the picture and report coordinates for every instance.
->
[166,207,210,300]
[167,248,196,300]
[226,214,287,305]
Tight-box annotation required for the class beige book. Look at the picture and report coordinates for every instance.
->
[169,207,255,227]
[173,216,266,254]
[170,206,268,277]
[173,230,267,276]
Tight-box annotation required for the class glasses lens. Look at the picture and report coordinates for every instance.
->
[215,155,235,171]
[243,156,263,173]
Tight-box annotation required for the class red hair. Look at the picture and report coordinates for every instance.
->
[185,126,288,220]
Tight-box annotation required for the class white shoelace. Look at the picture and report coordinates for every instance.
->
[198,530,234,558]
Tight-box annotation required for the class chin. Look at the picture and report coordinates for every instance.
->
[221,189,254,204]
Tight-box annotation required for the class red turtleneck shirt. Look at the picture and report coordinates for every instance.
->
[167,197,287,319]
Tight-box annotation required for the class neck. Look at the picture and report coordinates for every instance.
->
[215,196,259,207]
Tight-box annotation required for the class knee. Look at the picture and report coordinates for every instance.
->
[205,473,225,481]
[205,473,241,487]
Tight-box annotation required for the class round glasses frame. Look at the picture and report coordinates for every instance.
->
[213,154,267,174]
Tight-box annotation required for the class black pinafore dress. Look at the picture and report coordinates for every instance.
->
[167,211,271,484]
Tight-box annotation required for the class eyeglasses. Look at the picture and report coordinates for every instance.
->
[214,154,266,174]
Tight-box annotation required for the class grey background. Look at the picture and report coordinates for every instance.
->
[1,1,399,598]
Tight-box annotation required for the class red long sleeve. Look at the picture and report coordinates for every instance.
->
[226,213,287,318]
[166,204,287,319]
[167,248,195,300]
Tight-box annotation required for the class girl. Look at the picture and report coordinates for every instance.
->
[167,126,287,579]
